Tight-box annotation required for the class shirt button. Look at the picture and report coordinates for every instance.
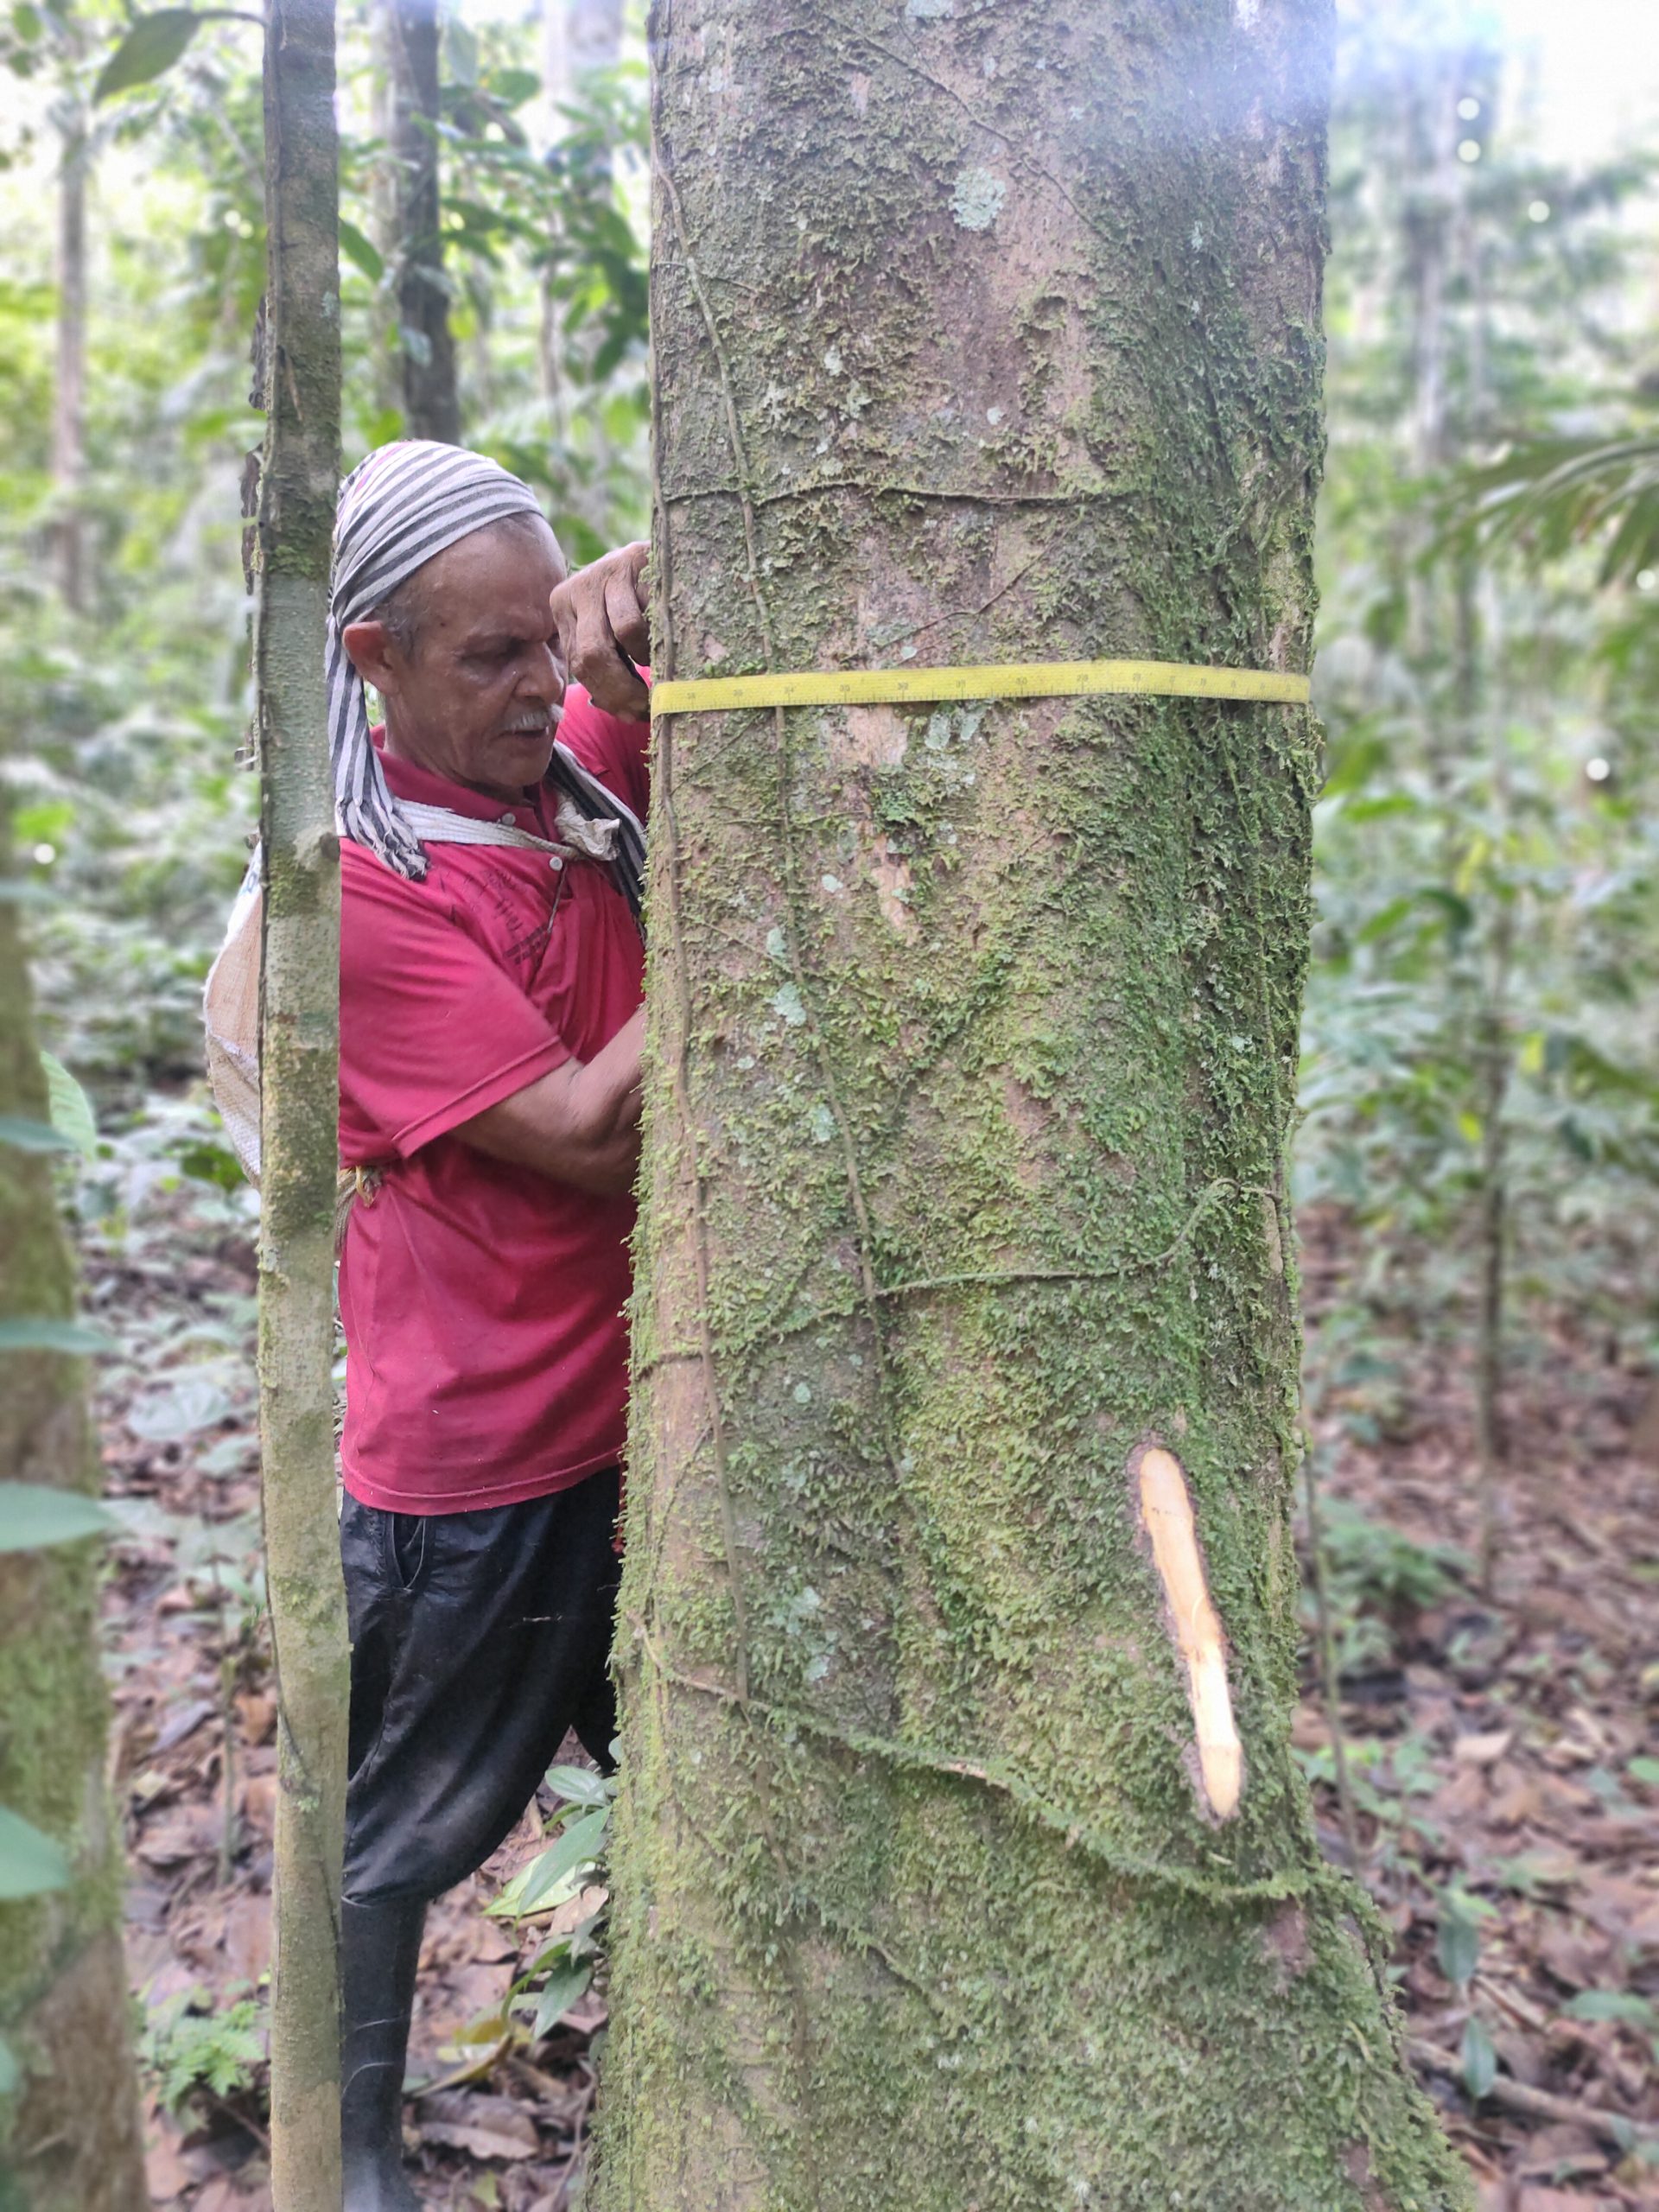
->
[549,855,564,872]
[498,811,517,826]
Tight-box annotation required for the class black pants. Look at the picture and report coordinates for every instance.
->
[340,1468,621,1906]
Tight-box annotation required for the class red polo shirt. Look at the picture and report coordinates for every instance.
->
[336,687,647,1515]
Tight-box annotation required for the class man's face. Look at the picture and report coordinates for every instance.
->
[357,517,569,800]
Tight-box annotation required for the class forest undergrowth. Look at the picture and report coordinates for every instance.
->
[78,1126,1659,2212]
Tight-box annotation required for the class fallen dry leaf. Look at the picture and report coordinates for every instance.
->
[1456,1730,1514,1767]
[416,2090,541,2164]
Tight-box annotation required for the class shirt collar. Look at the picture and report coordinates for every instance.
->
[372,727,550,832]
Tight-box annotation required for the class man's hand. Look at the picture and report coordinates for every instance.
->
[455,1007,645,1195]
[550,541,650,722]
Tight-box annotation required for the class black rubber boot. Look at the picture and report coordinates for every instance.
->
[340,1893,426,2212]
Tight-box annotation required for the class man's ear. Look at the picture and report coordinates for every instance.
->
[341,619,402,696]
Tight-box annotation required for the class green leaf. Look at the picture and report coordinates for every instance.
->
[1436,1896,1480,1989]
[486,66,540,109]
[1459,2014,1497,2101]
[338,219,385,283]
[444,14,478,86]
[93,9,203,103]
[126,1373,235,1442]
[0,1318,111,1354]
[0,1806,71,1900]
[0,1116,76,1153]
[544,1762,610,1808]
[0,1482,115,1552]
[0,2032,18,2096]
[1563,1989,1656,2027]
[39,1052,97,1159]
[515,1808,608,1916]
[1627,1756,1659,1788]
[531,1961,590,2039]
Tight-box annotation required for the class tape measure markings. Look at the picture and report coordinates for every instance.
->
[650,659,1310,716]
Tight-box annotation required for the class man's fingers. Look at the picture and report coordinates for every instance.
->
[550,543,652,721]
[604,559,651,665]
[568,583,651,721]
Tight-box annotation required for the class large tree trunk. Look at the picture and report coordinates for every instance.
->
[385,0,460,443]
[51,112,88,613]
[254,0,349,2202]
[600,3,1471,2209]
[0,809,146,2211]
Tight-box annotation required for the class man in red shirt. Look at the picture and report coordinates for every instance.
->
[327,442,652,2211]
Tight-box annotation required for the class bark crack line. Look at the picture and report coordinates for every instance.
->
[658,144,914,1536]
[632,1177,1273,1379]
[660,474,1110,511]
[634,1622,1324,1909]
[647,237,752,1704]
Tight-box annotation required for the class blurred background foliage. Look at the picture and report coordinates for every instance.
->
[0,0,1655,1568]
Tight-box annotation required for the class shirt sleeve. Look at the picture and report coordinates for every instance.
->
[558,681,651,827]
[340,855,572,1161]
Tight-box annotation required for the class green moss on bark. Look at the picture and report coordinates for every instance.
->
[600,3,1470,2208]
[0,804,146,2210]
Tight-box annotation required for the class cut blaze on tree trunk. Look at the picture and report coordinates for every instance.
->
[254,0,349,2202]
[0,815,147,2212]
[385,0,461,443]
[600,3,1471,2208]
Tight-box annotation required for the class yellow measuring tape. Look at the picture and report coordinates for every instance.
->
[650,658,1310,716]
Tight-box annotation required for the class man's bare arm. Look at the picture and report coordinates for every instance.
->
[455,1007,645,1195]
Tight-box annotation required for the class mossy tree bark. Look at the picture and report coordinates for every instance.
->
[0,817,146,2212]
[254,0,349,2202]
[600,3,1471,2209]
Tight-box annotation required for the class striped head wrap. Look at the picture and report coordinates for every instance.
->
[327,439,645,918]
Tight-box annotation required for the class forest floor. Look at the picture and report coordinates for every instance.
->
[91,1183,1658,2211]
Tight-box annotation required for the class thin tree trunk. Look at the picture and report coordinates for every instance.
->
[1473,889,1512,1597]
[538,0,624,425]
[255,0,348,2202]
[386,0,460,443]
[52,112,88,613]
[0,806,147,2211]
[601,4,1471,2208]
[367,0,404,422]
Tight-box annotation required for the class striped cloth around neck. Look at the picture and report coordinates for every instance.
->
[327,439,645,920]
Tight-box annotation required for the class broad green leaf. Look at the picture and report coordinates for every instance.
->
[338,219,385,283]
[126,1373,235,1442]
[514,1808,607,1916]
[0,1806,71,1900]
[0,1317,111,1354]
[531,1961,590,2039]
[1436,1897,1480,1989]
[1563,1989,1656,2026]
[0,1115,76,1153]
[0,2033,17,2096]
[0,1482,114,1553]
[544,1762,610,1808]
[1628,1756,1659,1787]
[94,9,203,103]
[39,1052,97,1159]
[1459,2015,1497,2101]
[444,14,478,86]
[486,66,541,109]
